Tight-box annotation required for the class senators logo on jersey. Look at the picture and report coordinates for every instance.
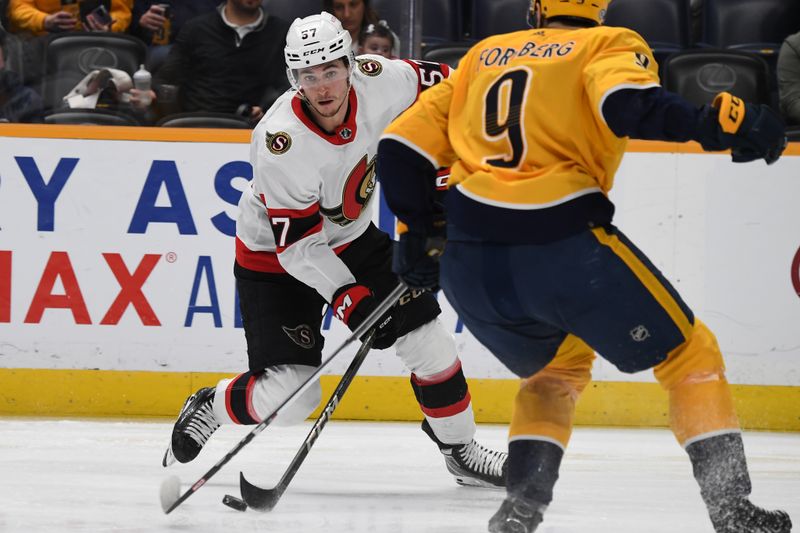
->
[281,324,315,349]
[320,155,377,226]
[266,131,292,155]
[357,58,383,77]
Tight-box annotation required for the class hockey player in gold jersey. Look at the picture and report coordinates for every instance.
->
[377,0,790,532]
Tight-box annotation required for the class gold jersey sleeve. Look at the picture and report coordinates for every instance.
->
[385,25,660,209]
[383,66,460,169]
[583,28,662,128]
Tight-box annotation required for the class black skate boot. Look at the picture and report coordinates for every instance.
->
[490,437,562,532]
[686,432,792,533]
[488,496,547,533]
[710,498,792,533]
[421,419,507,488]
[162,387,220,467]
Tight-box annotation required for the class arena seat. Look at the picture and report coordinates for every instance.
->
[604,0,691,74]
[472,0,530,40]
[44,108,142,126]
[421,42,472,69]
[422,0,462,44]
[700,0,800,54]
[156,111,252,129]
[41,33,146,111]
[662,49,771,107]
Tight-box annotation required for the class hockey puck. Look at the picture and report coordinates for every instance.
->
[222,494,248,512]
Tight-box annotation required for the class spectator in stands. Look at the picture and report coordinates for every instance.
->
[358,20,395,58]
[0,27,43,122]
[129,0,289,124]
[129,0,218,71]
[323,0,400,57]
[322,0,377,56]
[778,30,800,125]
[7,0,133,36]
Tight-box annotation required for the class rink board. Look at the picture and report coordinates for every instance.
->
[1,125,799,429]
[1,368,799,431]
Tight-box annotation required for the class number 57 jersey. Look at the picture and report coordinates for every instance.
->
[237,55,450,302]
[383,26,660,244]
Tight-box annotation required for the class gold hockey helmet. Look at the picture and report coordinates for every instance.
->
[531,0,611,26]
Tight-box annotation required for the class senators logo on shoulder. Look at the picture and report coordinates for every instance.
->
[357,58,383,77]
[266,131,292,155]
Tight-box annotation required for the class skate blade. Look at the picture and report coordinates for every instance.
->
[162,443,177,468]
[454,476,504,489]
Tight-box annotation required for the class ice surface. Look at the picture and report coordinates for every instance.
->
[0,419,797,532]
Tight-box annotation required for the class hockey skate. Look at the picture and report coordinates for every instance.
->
[421,419,507,488]
[686,433,792,533]
[709,499,792,533]
[162,387,220,467]
[488,497,547,533]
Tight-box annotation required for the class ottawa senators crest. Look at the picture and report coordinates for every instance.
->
[357,58,383,77]
[320,155,377,226]
[266,131,292,155]
[282,324,315,349]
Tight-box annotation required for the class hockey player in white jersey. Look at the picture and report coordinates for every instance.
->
[162,11,507,489]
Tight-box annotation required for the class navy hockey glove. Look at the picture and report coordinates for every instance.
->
[695,92,787,165]
[393,225,446,292]
[331,283,398,350]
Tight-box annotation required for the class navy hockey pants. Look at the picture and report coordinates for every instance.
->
[440,224,695,378]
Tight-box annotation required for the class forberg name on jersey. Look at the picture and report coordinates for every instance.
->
[479,40,576,68]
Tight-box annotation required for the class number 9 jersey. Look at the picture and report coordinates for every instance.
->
[382,26,660,244]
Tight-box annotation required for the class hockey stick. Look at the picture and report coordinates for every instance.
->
[159,282,406,514]
[238,327,375,511]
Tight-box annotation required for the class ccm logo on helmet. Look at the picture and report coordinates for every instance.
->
[303,48,325,56]
[266,131,292,155]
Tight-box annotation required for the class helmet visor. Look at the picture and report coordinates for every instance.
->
[294,62,350,90]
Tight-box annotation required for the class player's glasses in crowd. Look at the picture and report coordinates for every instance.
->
[295,65,350,89]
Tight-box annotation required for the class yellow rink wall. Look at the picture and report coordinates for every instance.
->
[1,369,798,431]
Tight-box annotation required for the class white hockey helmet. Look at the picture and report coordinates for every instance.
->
[284,11,356,91]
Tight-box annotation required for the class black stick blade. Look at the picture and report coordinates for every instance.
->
[239,471,284,512]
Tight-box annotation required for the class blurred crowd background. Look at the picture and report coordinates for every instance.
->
[0,0,798,135]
